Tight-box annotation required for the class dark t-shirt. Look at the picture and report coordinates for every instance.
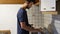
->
[17,8,30,34]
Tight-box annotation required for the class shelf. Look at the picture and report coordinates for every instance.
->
[41,11,58,15]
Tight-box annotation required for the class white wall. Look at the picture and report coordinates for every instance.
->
[0,4,22,34]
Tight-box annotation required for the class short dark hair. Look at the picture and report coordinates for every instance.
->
[26,0,35,4]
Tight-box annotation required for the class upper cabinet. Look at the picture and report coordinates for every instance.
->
[17,0,25,4]
[0,0,17,4]
[0,0,25,4]
[40,0,56,11]
[0,0,39,4]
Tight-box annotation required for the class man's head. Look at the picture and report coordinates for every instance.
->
[25,0,35,9]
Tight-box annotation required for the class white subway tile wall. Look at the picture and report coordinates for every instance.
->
[44,14,52,28]
[27,5,44,28]
[27,5,60,34]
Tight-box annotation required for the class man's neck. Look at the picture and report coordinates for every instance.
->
[22,3,27,10]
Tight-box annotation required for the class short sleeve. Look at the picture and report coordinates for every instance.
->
[17,9,25,22]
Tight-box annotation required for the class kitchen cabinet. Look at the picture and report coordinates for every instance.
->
[39,0,58,15]
[0,0,25,4]
[0,0,16,4]
[0,0,39,4]
[40,0,56,11]
[17,0,25,4]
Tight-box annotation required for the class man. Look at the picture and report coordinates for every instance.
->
[17,0,43,34]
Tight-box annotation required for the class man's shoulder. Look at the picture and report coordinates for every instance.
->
[18,8,25,13]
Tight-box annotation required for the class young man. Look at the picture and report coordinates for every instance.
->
[17,0,43,34]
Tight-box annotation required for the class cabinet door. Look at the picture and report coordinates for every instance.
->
[17,0,25,4]
[0,0,39,4]
[0,0,17,4]
[40,0,56,11]
[0,0,25,4]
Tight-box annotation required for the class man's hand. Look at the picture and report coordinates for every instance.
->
[37,27,45,34]
[34,27,44,32]
[39,29,44,34]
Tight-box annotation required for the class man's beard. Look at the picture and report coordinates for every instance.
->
[26,6,30,9]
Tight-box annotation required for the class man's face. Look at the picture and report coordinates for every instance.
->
[26,2,33,9]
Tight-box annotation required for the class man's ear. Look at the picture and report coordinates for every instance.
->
[24,2,28,6]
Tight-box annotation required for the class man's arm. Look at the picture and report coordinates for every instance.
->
[18,9,43,32]
[20,22,42,32]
